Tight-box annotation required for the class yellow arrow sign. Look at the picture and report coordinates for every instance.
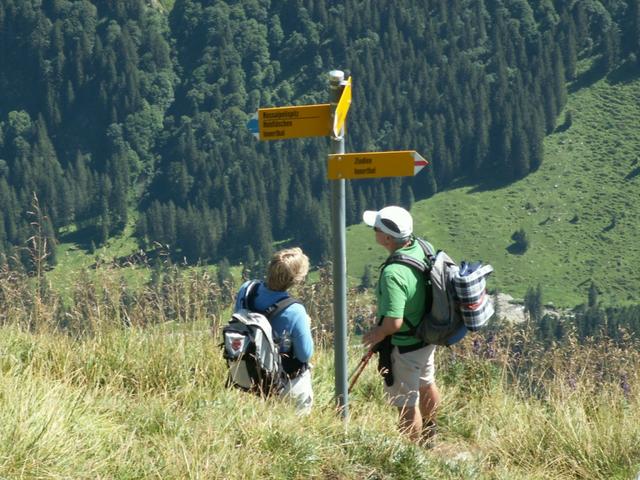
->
[333,76,352,137]
[257,104,331,140]
[327,150,429,180]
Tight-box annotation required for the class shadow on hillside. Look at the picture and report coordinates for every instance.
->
[569,57,640,93]
[464,174,522,194]
[58,226,103,251]
[568,61,606,94]
[607,59,640,85]
[602,215,617,233]
[506,243,527,255]
[625,166,640,181]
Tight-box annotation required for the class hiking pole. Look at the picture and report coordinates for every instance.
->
[347,349,375,394]
[327,348,375,409]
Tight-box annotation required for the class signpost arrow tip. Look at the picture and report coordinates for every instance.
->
[412,151,429,175]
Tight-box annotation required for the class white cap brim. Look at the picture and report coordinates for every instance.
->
[362,206,413,238]
[362,210,378,227]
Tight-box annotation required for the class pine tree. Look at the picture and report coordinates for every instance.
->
[250,208,273,263]
[243,245,256,280]
[99,175,112,245]
[562,17,578,80]
[524,284,543,322]
[552,47,567,112]
[216,257,233,286]
[360,264,374,290]
[633,0,640,61]
[0,211,6,259]
[588,282,599,308]
[511,104,530,178]
[601,25,620,71]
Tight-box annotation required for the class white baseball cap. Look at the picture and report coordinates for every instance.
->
[362,206,413,239]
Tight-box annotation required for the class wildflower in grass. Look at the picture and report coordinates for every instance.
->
[620,373,631,399]
[473,337,481,355]
[449,348,457,363]
[485,333,496,359]
[566,374,577,390]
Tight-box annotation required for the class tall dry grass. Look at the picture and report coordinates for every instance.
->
[437,323,640,479]
[1,255,639,478]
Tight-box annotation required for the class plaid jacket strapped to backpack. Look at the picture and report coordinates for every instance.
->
[385,237,495,346]
[451,264,494,331]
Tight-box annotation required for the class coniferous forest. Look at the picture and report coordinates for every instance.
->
[1,0,639,268]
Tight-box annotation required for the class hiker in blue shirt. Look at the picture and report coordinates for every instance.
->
[234,247,314,413]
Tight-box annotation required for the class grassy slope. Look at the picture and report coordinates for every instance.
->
[48,215,150,300]
[347,68,640,308]
[1,320,639,479]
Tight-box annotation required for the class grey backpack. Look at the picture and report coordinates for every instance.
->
[384,238,494,346]
[222,281,298,395]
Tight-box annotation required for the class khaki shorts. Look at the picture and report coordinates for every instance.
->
[384,344,436,408]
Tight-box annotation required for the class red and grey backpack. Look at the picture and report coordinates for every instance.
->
[221,281,299,395]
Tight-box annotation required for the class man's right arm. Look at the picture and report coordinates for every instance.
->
[363,269,407,349]
[362,316,403,350]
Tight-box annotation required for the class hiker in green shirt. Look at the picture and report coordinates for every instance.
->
[362,206,441,445]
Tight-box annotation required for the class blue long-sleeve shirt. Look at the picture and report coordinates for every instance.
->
[234,280,314,363]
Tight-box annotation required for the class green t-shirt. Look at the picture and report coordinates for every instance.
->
[377,239,432,347]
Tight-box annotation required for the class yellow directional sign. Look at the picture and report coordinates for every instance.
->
[333,76,352,137]
[256,104,331,140]
[327,150,429,180]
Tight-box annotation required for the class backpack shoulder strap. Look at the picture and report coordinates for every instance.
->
[385,253,428,273]
[243,280,301,320]
[382,236,433,273]
[264,296,301,320]
[415,237,436,261]
[243,280,261,310]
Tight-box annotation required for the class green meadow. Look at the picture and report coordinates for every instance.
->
[349,69,640,308]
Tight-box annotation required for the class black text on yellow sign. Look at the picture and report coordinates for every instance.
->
[257,104,331,140]
[327,151,429,180]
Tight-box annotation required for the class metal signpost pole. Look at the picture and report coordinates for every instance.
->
[248,73,427,420]
[329,69,349,419]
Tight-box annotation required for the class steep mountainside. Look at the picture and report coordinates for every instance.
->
[2,0,639,268]
[348,67,640,307]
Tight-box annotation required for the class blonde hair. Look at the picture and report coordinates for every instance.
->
[266,247,310,291]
